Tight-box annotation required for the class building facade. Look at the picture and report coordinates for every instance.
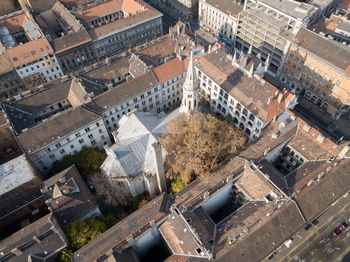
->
[194,50,296,140]
[280,28,350,118]
[75,0,163,59]
[198,0,243,45]
[86,57,186,137]
[0,10,63,89]
[17,106,111,173]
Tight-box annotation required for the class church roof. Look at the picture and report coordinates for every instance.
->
[101,109,182,178]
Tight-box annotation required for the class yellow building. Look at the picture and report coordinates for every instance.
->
[280,28,350,119]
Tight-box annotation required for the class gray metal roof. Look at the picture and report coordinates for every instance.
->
[102,109,181,178]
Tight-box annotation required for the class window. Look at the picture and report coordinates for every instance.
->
[55,143,61,148]
[75,132,81,137]
[60,149,65,154]
[96,122,100,127]
[85,127,90,132]
[88,134,93,139]
[79,139,84,144]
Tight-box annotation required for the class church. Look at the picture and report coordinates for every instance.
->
[100,49,296,198]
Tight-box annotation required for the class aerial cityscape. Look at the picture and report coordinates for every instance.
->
[0,0,349,261]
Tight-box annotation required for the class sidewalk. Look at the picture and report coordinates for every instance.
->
[266,194,350,262]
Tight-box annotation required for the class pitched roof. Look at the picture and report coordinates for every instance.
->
[41,165,99,227]
[86,70,158,112]
[17,106,101,154]
[80,57,130,84]
[0,52,14,75]
[152,58,186,83]
[77,0,124,24]
[215,201,305,262]
[0,213,67,262]
[292,158,350,221]
[88,9,161,40]
[71,193,170,262]
[194,50,287,122]
[206,0,243,17]
[7,78,72,113]
[102,109,181,178]
[294,28,350,75]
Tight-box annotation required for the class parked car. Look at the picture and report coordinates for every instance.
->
[332,224,346,236]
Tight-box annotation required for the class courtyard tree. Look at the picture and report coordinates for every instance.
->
[160,113,247,184]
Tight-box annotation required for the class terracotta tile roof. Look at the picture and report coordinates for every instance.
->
[59,0,94,9]
[206,0,243,16]
[342,0,350,10]
[122,0,148,15]
[0,11,54,67]
[195,50,288,122]
[136,37,175,59]
[6,37,54,67]
[288,116,341,160]
[88,8,161,40]
[77,0,123,23]
[236,164,283,201]
[152,58,186,83]
[0,52,14,75]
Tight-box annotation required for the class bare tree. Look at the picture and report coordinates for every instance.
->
[88,172,133,207]
[160,113,247,184]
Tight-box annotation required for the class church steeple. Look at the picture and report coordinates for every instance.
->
[180,52,199,115]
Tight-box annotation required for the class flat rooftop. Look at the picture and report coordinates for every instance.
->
[256,0,316,21]
[0,154,37,195]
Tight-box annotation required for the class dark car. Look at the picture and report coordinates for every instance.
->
[332,224,346,236]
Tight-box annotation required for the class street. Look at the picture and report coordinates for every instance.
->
[268,194,350,262]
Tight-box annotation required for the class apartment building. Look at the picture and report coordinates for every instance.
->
[86,57,186,136]
[167,0,199,19]
[3,77,92,134]
[34,1,94,74]
[280,28,350,118]
[194,49,296,140]
[17,106,111,173]
[198,0,243,44]
[0,10,63,89]
[326,13,350,45]
[234,0,321,75]
[0,50,26,101]
[75,0,163,58]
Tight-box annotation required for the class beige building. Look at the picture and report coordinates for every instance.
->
[167,0,199,19]
[198,0,243,43]
[280,28,350,118]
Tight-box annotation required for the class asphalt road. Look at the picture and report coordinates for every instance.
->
[276,197,350,262]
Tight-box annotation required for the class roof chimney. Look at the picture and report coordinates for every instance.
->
[277,92,283,104]
[338,144,350,159]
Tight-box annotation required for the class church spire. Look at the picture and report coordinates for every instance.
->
[180,52,200,116]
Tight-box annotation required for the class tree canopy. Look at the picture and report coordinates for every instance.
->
[49,147,107,178]
[160,113,247,184]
